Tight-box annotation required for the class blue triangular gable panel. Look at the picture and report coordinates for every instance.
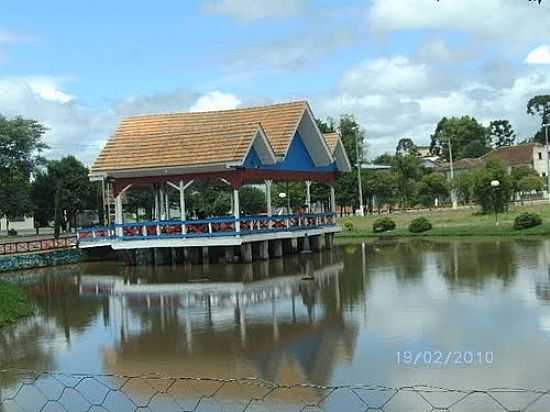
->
[241,132,337,172]
[272,132,337,172]
[243,146,263,168]
[276,132,317,170]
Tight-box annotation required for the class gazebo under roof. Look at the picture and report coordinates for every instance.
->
[82,100,350,253]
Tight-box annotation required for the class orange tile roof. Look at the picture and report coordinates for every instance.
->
[481,143,537,166]
[323,132,339,153]
[92,101,308,173]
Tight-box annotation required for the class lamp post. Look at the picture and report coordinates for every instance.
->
[448,137,458,209]
[545,123,550,204]
[490,179,500,226]
[356,132,365,216]
[278,192,287,214]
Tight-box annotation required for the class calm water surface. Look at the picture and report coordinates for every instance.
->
[2,238,550,410]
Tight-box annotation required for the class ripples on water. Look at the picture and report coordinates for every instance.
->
[2,238,550,410]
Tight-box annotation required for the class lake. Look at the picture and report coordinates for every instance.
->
[2,238,550,411]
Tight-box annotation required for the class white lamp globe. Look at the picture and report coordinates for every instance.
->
[490,180,500,188]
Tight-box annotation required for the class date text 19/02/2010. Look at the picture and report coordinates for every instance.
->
[396,351,494,367]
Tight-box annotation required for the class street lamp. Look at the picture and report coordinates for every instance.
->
[490,180,500,226]
[278,192,288,214]
[355,132,365,217]
[545,123,550,204]
[448,137,458,209]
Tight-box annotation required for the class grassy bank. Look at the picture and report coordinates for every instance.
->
[337,203,550,238]
[0,280,33,327]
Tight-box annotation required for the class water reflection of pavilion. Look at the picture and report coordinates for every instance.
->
[93,256,358,387]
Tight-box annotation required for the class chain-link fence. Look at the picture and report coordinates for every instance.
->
[1,370,550,412]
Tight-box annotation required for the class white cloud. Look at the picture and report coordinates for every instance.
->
[189,91,241,112]
[0,77,243,165]
[340,56,432,96]
[367,0,550,46]
[226,29,354,71]
[314,57,550,157]
[204,0,306,20]
[525,45,550,64]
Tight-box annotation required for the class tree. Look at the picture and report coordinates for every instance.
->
[416,173,449,209]
[395,138,418,156]
[333,115,366,213]
[0,115,48,174]
[239,186,266,215]
[527,95,550,144]
[30,170,55,230]
[125,187,155,221]
[0,115,48,230]
[510,166,539,199]
[518,175,544,193]
[472,160,513,214]
[0,169,32,232]
[488,120,516,148]
[373,153,395,165]
[430,116,490,161]
[366,171,398,212]
[36,156,97,237]
[391,154,421,207]
[316,118,335,133]
[452,172,476,205]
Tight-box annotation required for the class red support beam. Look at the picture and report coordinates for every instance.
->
[111,169,339,197]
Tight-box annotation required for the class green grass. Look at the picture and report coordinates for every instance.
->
[0,280,33,327]
[337,203,550,238]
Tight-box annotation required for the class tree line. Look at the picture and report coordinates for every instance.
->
[0,115,99,236]
[327,94,550,214]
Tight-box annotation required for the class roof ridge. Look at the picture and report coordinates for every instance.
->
[121,100,308,120]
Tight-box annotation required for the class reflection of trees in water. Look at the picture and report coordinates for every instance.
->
[358,240,426,283]
[437,240,519,290]
[24,275,107,342]
[0,270,107,389]
[0,316,57,387]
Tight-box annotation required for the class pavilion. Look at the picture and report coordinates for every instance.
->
[80,101,351,264]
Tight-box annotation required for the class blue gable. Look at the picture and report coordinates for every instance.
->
[272,132,337,172]
[241,132,337,172]
[243,146,263,168]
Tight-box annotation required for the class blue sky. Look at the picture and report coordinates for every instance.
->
[1,0,550,164]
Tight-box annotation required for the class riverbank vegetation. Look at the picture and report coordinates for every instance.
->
[338,203,550,238]
[0,280,33,327]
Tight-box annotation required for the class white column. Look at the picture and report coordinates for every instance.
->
[329,184,336,213]
[265,180,272,229]
[154,186,160,220]
[114,194,123,237]
[159,185,166,220]
[179,180,186,233]
[305,180,312,211]
[234,188,240,233]
[165,189,170,220]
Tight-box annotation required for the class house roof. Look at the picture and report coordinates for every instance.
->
[92,101,308,173]
[481,143,538,166]
[444,157,484,171]
[323,132,339,152]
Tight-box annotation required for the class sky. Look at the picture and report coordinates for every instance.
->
[1,0,550,165]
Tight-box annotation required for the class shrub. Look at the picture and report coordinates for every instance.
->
[513,212,542,230]
[408,217,432,233]
[372,217,396,233]
[7,229,17,236]
[343,219,354,231]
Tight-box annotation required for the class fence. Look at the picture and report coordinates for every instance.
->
[1,370,550,412]
[0,236,77,256]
